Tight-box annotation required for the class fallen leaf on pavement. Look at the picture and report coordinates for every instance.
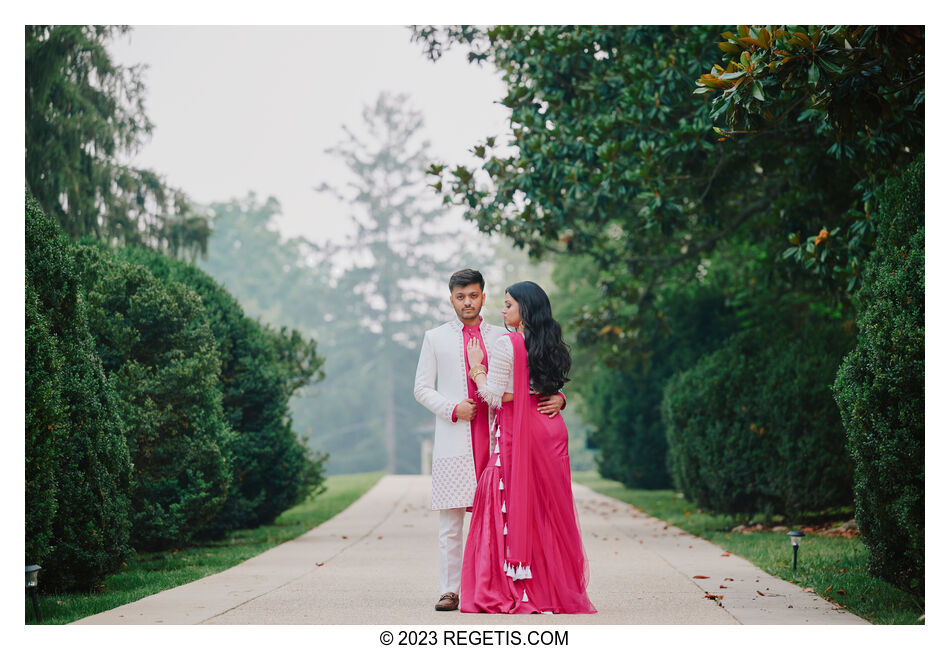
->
[724,578,734,581]
[315,562,325,566]
[693,575,710,579]
[704,594,722,600]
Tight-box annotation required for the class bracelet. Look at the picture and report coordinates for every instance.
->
[469,365,487,380]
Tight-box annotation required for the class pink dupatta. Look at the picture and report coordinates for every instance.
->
[503,332,533,577]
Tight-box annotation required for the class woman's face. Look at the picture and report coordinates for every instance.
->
[501,292,522,329]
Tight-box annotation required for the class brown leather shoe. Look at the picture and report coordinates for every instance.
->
[435,592,459,611]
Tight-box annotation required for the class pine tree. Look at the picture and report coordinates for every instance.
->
[313,93,468,473]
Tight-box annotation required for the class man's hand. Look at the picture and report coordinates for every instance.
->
[537,393,565,418]
[456,398,478,422]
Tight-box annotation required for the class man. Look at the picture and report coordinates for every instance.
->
[413,269,565,612]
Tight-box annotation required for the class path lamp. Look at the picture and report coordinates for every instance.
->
[787,531,804,571]
[26,565,41,622]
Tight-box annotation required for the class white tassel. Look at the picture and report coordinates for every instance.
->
[499,478,504,490]
[495,430,501,438]
[501,501,506,513]
[506,564,515,578]
[495,456,501,467]
[508,563,533,581]
[503,523,508,535]
[522,589,529,602]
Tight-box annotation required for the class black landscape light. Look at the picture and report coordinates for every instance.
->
[787,531,804,571]
[26,565,42,622]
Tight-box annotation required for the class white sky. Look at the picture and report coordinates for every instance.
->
[107,25,511,246]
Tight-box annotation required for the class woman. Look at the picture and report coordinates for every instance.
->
[460,281,596,614]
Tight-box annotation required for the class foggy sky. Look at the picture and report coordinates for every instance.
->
[107,25,512,245]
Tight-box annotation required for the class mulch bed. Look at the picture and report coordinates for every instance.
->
[731,520,861,538]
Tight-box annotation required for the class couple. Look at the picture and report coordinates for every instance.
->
[413,269,596,615]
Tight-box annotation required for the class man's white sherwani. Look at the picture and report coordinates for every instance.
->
[414,317,507,510]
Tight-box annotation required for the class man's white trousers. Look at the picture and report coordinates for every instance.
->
[438,507,466,595]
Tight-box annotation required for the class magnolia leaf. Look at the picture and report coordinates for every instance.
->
[752,81,765,101]
[817,57,844,75]
[808,62,820,87]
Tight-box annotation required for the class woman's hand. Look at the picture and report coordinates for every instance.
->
[467,338,484,367]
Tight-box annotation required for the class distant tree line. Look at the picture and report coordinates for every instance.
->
[414,25,924,597]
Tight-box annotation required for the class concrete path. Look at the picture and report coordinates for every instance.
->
[74,475,867,625]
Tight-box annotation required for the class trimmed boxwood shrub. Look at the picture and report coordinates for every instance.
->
[25,196,133,591]
[663,316,854,517]
[585,284,738,489]
[25,282,64,567]
[74,241,234,551]
[118,245,327,536]
[833,155,924,596]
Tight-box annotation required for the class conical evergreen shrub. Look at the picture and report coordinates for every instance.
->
[833,155,924,596]
[25,196,132,591]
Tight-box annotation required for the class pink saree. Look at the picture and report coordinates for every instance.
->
[460,332,596,614]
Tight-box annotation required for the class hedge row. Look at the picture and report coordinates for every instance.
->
[584,283,738,489]
[25,197,326,590]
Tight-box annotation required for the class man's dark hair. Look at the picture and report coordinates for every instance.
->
[449,269,485,292]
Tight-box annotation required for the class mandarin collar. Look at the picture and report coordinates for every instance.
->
[454,315,483,332]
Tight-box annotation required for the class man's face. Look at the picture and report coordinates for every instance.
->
[450,283,485,322]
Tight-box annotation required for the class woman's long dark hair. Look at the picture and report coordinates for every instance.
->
[506,281,571,396]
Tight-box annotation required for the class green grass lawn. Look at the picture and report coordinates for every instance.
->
[572,471,924,625]
[26,471,385,625]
